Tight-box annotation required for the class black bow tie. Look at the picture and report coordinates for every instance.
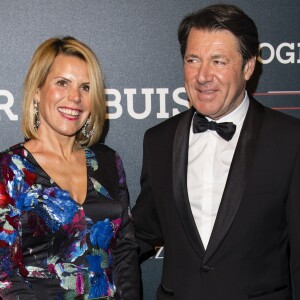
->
[193,113,236,141]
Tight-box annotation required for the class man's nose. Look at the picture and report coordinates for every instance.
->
[197,63,213,84]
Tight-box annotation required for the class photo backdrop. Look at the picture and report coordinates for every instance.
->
[0,1,299,299]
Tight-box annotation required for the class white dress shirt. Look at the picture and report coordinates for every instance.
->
[187,92,249,249]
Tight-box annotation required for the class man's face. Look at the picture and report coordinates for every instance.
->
[184,28,255,120]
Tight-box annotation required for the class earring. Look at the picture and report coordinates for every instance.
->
[33,99,40,131]
[81,117,94,140]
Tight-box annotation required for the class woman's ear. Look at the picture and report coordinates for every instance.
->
[35,88,40,102]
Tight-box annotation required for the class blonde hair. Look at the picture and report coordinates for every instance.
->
[22,36,106,146]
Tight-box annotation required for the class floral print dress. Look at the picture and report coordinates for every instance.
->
[0,143,139,300]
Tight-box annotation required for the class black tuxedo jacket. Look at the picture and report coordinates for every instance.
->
[132,98,300,300]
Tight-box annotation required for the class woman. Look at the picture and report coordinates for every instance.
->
[0,37,140,299]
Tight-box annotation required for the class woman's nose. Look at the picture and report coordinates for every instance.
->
[68,87,81,102]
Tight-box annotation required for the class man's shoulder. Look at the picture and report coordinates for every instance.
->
[262,102,300,130]
[250,97,300,129]
[145,108,193,137]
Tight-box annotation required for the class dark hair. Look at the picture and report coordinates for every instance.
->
[178,4,259,67]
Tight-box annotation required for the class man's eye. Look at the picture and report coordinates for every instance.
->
[214,60,226,65]
[185,58,199,64]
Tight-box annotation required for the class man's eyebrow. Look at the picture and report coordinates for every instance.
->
[184,53,199,59]
[211,54,230,61]
[212,53,229,58]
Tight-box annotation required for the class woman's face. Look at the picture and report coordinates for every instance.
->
[35,54,91,140]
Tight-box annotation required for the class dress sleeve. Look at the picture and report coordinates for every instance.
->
[0,152,35,299]
[112,152,140,300]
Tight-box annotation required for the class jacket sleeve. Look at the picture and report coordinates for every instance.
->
[132,131,164,256]
[112,152,140,300]
[287,145,300,298]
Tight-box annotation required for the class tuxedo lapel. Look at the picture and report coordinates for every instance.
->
[203,98,265,264]
[173,108,205,258]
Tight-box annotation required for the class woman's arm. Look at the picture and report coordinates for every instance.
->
[112,153,140,300]
[0,151,36,299]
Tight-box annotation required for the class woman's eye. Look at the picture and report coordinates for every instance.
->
[81,85,90,92]
[57,80,68,87]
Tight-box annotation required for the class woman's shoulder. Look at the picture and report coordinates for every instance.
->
[86,143,123,198]
[0,142,25,157]
[89,142,117,156]
[87,143,121,165]
[0,143,27,179]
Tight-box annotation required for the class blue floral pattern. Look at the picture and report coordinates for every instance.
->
[0,144,125,299]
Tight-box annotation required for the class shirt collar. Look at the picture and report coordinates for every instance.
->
[206,91,249,126]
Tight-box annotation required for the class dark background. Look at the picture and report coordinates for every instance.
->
[0,1,299,298]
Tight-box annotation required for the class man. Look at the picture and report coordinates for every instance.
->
[132,4,300,300]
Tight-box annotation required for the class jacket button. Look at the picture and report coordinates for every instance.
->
[202,265,211,272]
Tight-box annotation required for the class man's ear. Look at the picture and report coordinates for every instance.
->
[244,56,256,81]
